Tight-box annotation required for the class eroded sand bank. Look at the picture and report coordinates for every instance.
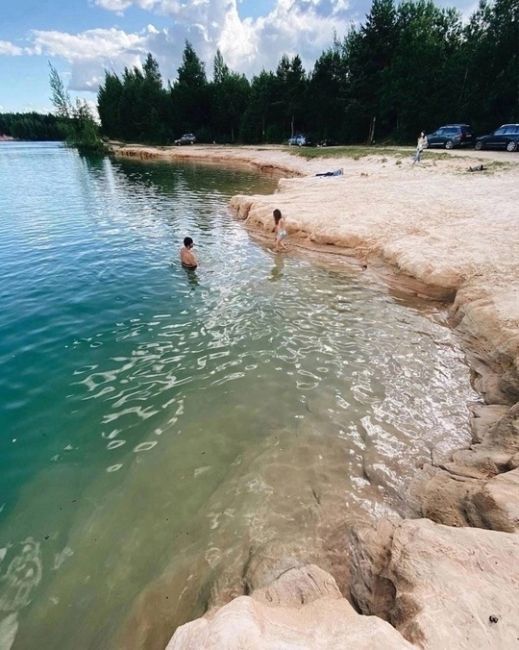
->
[111,143,519,648]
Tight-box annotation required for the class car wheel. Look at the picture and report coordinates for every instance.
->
[506,140,517,152]
[475,141,483,151]
[445,140,454,150]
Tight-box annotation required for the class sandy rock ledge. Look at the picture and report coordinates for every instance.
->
[349,518,519,649]
[167,565,414,650]
[168,519,519,649]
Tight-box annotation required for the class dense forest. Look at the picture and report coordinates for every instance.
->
[0,112,67,140]
[98,0,518,145]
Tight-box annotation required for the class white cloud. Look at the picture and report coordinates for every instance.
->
[1,0,356,93]
[89,0,354,75]
[0,40,25,55]
[31,28,145,61]
[95,0,133,11]
[25,27,150,91]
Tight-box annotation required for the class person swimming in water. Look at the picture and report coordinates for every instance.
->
[180,237,198,269]
[272,208,288,251]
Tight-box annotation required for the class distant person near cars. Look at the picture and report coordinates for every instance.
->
[180,237,197,269]
[413,131,428,164]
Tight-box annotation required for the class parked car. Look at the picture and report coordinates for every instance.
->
[288,134,306,146]
[425,124,475,149]
[475,124,519,152]
[174,133,196,145]
[317,138,337,147]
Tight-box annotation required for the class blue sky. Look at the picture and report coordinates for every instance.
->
[0,0,477,114]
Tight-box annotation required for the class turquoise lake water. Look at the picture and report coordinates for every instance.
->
[0,142,476,649]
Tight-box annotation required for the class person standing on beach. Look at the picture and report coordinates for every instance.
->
[180,237,198,269]
[272,209,288,251]
[413,131,428,164]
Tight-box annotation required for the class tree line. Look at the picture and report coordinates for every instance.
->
[0,112,67,140]
[98,0,518,145]
[2,0,517,146]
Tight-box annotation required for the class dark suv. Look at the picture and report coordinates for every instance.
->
[174,133,196,146]
[475,124,519,152]
[426,124,474,149]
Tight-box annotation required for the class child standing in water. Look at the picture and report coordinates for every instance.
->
[272,208,288,251]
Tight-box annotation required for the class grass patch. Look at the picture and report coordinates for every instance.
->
[286,145,411,160]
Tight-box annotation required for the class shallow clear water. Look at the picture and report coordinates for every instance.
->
[0,142,476,649]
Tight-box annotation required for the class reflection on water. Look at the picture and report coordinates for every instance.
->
[0,142,477,649]
[268,254,285,282]
[182,266,200,288]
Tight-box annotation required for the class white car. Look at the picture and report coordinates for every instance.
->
[174,133,196,145]
[288,134,306,146]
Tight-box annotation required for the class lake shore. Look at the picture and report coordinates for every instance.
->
[110,142,519,648]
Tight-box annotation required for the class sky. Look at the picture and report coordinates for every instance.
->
[0,0,477,114]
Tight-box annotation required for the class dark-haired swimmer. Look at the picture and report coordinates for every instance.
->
[180,237,198,269]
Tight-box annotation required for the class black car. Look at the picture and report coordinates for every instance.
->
[475,124,519,152]
[426,124,474,149]
[174,133,196,145]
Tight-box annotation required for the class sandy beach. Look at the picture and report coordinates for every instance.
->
[111,143,519,649]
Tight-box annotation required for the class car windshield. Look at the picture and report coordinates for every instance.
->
[495,128,506,135]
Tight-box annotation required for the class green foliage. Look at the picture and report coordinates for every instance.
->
[307,44,347,141]
[177,41,207,88]
[275,55,307,137]
[170,42,211,136]
[68,99,105,153]
[97,72,123,138]
[0,112,68,140]
[240,71,277,143]
[49,62,71,118]
[48,65,104,152]
[95,0,519,145]
[460,0,519,130]
[212,50,250,142]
